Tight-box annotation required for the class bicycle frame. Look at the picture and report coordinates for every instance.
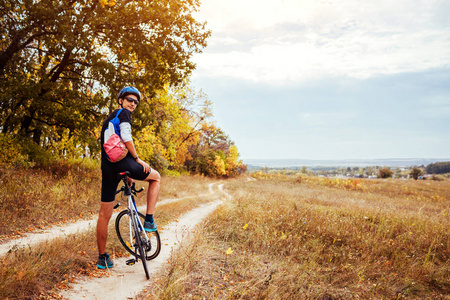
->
[126,192,150,250]
[115,171,161,280]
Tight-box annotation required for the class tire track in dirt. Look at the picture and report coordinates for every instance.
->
[58,199,224,299]
[58,182,230,299]
[0,182,218,257]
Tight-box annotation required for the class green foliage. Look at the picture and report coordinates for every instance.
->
[410,167,423,180]
[378,167,393,179]
[150,152,170,175]
[0,133,54,167]
[425,161,450,175]
[0,2,246,176]
[0,133,100,173]
[0,0,210,154]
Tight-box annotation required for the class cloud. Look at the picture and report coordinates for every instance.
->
[194,0,450,84]
[191,0,450,160]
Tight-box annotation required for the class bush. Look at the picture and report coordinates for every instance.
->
[0,133,100,173]
[148,152,169,174]
[0,134,55,167]
[164,169,190,177]
[410,167,423,180]
[378,167,393,179]
[431,174,445,181]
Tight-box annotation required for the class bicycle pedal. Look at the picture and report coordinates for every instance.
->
[126,259,136,265]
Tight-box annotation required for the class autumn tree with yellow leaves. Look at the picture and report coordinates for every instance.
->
[0,0,209,150]
[134,82,211,172]
[0,0,245,176]
[183,123,246,177]
[134,83,245,177]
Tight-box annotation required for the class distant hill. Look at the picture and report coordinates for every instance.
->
[244,158,450,169]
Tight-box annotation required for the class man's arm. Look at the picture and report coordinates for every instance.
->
[124,140,150,173]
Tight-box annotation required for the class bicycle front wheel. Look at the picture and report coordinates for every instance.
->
[133,219,150,280]
[115,209,161,260]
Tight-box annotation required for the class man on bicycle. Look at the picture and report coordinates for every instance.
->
[96,86,161,269]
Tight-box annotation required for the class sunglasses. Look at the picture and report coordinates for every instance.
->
[124,96,139,105]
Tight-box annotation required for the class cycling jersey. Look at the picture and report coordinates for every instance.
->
[100,108,150,202]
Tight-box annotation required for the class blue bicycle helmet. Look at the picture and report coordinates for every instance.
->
[118,86,141,102]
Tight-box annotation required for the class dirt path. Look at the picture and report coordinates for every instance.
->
[0,183,218,257]
[58,200,224,299]
[58,183,232,299]
[0,180,233,299]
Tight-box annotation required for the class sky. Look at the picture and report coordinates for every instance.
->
[190,0,450,160]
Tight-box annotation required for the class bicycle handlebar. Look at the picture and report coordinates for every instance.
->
[115,171,145,195]
[114,182,144,210]
[115,182,145,195]
[134,184,145,194]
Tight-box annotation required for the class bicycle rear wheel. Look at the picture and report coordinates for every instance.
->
[115,209,161,260]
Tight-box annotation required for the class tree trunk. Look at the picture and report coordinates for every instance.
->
[0,39,21,76]
[20,115,33,134]
[32,129,42,145]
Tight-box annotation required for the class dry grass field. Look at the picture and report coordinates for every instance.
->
[146,174,449,299]
[0,164,217,299]
[1,164,448,299]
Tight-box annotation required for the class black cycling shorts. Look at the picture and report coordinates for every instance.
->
[101,155,150,202]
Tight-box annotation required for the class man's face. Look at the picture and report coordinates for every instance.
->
[119,94,138,112]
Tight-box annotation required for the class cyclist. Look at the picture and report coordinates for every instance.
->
[96,86,161,269]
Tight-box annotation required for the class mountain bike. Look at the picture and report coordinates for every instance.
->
[114,171,161,280]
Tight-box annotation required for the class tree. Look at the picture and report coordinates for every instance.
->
[134,82,211,172]
[184,122,245,177]
[0,0,210,154]
[226,145,241,176]
[410,167,423,180]
[378,167,393,179]
[0,1,248,177]
[425,162,450,174]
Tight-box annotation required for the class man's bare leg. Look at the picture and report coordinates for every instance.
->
[144,169,161,215]
[96,202,115,254]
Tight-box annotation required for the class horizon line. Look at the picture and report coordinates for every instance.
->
[243,157,450,161]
